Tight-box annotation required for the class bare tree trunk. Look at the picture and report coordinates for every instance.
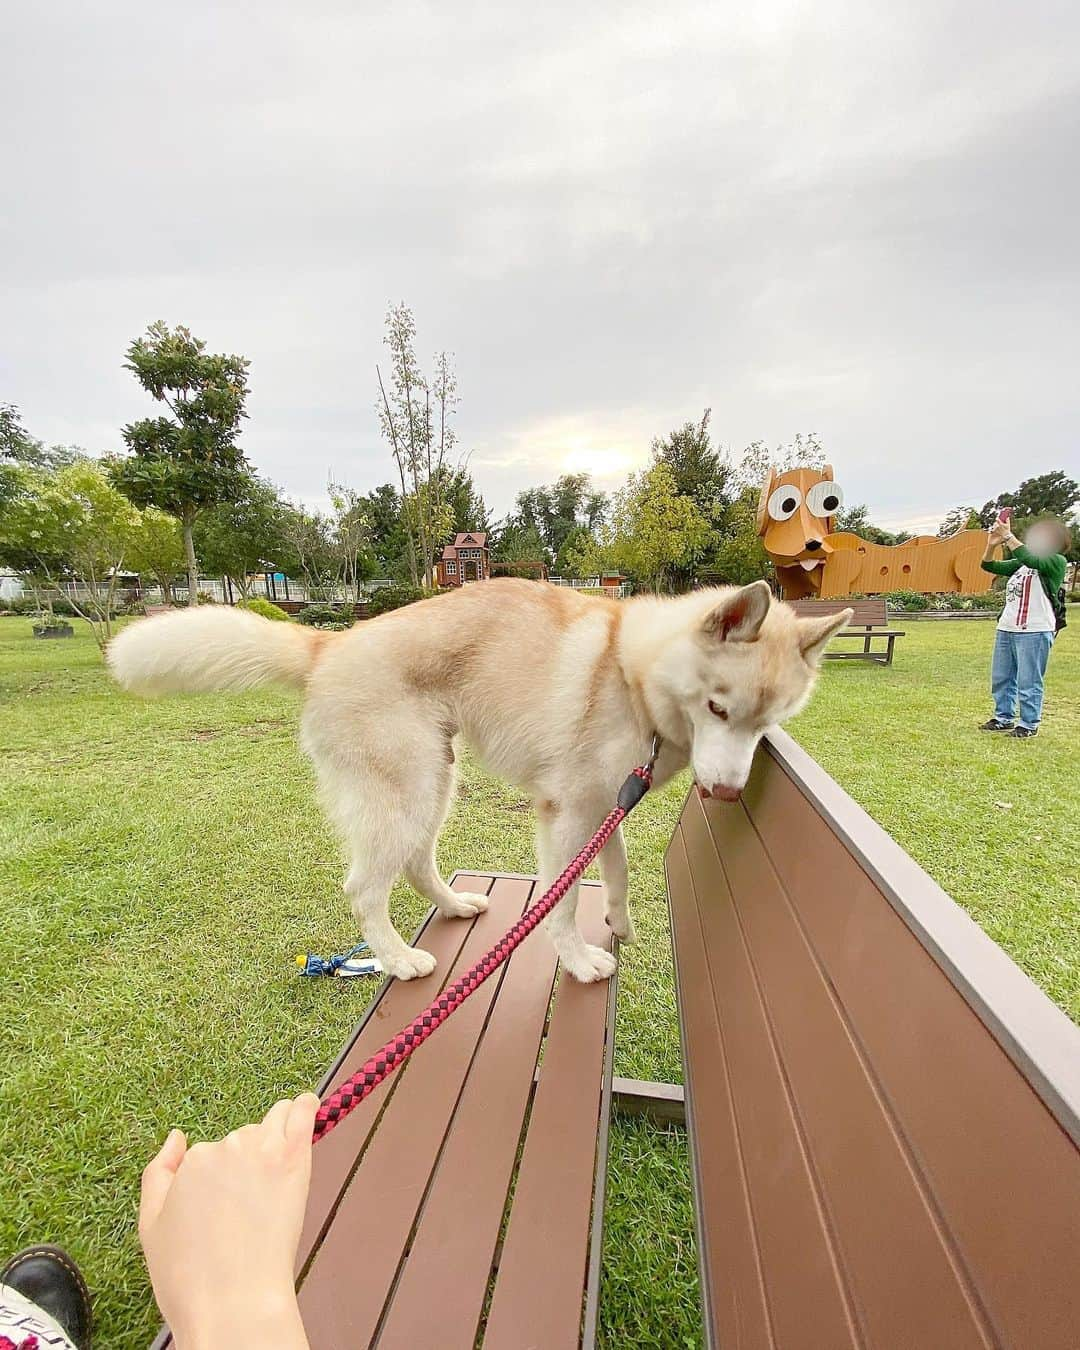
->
[377,364,420,588]
[182,507,199,605]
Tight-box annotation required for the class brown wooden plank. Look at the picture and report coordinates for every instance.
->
[695,789,995,1349]
[297,876,535,1349]
[152,876,496,1350]
[789,597,888,628]
[482,883,614,1350]
[611,1077,686,1125]
[664,826,773,1350]
[296,873,495,1274]
[374,877,559,1350]
[744,746,1080,1349]
[676,799,860,1349]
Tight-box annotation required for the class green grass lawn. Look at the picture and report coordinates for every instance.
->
[1,614,1077,1348]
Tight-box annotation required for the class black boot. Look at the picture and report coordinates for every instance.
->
[1,1246,92,1350]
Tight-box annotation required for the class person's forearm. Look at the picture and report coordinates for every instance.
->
[174,1287,310,1350]
[982,537,1000,561]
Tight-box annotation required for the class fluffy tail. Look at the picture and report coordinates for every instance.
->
[107,606,324,696]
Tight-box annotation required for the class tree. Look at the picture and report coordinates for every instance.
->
[126,507,186,603]
[566,462,711,592]
[1,405,80,510]
[834,503,911,545]
[376,305,458,589]
[0,403,37,463]
[978,471,1079,528]
[278,492,375,601]
[280,504,338,597]
[506,473,607,564]
[0,459,140,648]
[110,321,251,604]
[709,487,772,585]
[651,409,731,516]
[361,483,414,580]
[735,432,826,492]
[938,506,980,537]
[326,482,376,600]
[493,520,549,565]
[193,475,291,600]
[442,465,492,537]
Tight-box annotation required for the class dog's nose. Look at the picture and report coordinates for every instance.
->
[804,539,822,551]
[698,783,742,803]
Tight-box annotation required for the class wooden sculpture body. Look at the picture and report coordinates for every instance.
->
[757,466,993,600]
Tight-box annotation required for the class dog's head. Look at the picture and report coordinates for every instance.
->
[653,581,851,802]
[757,465,845,583]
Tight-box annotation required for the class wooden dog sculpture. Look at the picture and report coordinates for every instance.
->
[757,465,992,600]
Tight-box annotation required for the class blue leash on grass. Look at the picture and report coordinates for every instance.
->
[295,942,383,978]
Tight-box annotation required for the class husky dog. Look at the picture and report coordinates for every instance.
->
[108,580,849,983]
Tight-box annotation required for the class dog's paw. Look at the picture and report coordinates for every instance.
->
[384,946,438,981]
[563,943,618,983]
[605,907,637,945]
[438,890,490,918]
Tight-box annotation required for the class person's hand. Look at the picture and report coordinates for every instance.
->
[139,1094,319,1350]
[987,520,1009,545]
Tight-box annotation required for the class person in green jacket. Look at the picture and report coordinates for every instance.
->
[979,517,1069,737]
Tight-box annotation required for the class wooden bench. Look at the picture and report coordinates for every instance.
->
[153,874,620,1350]
[666,729,1080,1349]
[151,738,1080,1348]
[789,596,905,664]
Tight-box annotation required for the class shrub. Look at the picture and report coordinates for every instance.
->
[297,602,354,628]
[966,591,1005,611]
[366,584,429,617]
[239,596,291,622]
[32,611,72,631]
[882,589,931,611]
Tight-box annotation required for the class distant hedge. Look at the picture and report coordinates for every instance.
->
[239,596,291,621]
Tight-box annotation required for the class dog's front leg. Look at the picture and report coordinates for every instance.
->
[537,804,618,983]
[599,824,636,945]
[344,859,437,982]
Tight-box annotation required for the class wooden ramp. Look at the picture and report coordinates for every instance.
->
[154,873,616,1350]
[666,729,1080,1350]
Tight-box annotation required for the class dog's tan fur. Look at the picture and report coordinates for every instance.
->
[108,580,849,982]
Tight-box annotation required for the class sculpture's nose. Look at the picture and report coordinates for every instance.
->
[805,539,822,552]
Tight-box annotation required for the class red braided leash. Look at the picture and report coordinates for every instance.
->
[312,759,655,1142]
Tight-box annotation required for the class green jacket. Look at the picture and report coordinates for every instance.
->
[981,544,1067,595]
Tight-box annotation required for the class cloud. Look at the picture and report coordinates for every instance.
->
[2,0,1078,523]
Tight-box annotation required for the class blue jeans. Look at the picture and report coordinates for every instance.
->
[991,629,1054,729]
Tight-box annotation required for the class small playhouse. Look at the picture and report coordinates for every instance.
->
[435,532,491,587]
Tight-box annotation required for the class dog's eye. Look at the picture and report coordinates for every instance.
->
[767,484,802,521]
[708,701,729,720]
[807,480,844,519]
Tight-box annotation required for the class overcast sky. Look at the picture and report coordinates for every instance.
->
[4,1,1078,530]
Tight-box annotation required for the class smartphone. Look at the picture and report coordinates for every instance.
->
[997,508,1012,525]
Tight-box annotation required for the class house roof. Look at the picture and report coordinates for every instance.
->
[439,532,488,561]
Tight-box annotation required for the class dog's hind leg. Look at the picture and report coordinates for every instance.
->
[537,802,618,983]
[599,824,636,945]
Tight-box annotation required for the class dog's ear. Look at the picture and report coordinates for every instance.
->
[755,466,777,536]
[797,608,853,665]
[702,581,772,644]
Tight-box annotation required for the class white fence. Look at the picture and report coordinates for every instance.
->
[549,577,633,598]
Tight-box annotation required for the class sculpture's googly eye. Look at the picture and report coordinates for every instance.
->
[767,485,802,521]
[807,481,843,518]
